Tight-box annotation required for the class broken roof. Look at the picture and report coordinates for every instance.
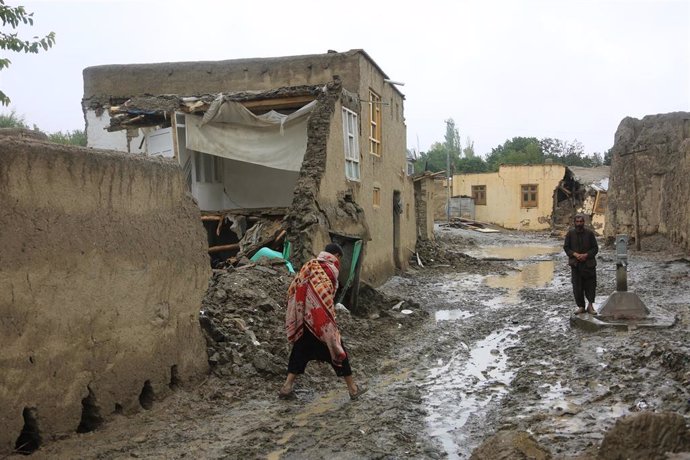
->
[102,85,323,131]
[566,166,610,190]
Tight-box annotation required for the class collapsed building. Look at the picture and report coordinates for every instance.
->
[605,112,690,252]
[83,49,430,306]
[450,164,609,233]
[552,165,609,234]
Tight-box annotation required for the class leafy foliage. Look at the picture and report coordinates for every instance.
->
[0,108,27,127]
[603,147,613,166]
[0,1,55,105]
[413,120,606,175]
[0,109,85,145]
[48,129,86,146]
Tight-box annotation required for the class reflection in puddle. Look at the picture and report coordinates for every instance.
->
[465,245,561,260]
[424,326,525,459]
[435,309,473,321]
[485,260,556,304]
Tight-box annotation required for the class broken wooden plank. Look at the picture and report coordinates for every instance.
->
[241,95,316,111]
[208,243,240,254]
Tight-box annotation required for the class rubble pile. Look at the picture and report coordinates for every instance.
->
[413,236,487,272]
[199,259,295,378]
[198,258,425,380]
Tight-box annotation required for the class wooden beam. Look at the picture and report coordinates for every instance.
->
[208,243,240,254]
[241,95,316,111]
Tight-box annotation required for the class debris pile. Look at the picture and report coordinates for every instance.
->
[412,236,487,271]
[198,259,426,379]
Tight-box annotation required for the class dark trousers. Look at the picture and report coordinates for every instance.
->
[287,327,352,377]
[571,265,596,308]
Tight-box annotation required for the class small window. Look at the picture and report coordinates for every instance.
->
[342,108,360,181]
[195,152,222,184]
[369,89,382,156]
[521,184,538,208]
[373,187,381,207]
[406,160,415,176]
[472,185,486,205]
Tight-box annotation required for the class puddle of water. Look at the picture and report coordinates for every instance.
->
[465,245,561,260]
[435,309,473,321]
[425,326,525,459]
[484,260,556,304]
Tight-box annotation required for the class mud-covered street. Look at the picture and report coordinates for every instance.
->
[34,226,690,459]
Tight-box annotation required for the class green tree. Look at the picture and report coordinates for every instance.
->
[419,142,451,172]
[456,156,488,173]
[48,129,86,146]
[0,108,27,127]
[463,136,475,158]
[485,137,543,171]
[540,137,603,167]
[603,147,613,166]
[0,1,55,105]
[444,118,461,158]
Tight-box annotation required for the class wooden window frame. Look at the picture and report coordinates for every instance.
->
[369,89,382,156]
[373,186,381,207]
[342,107,360,181]
[521,184,538,208]
[472,185,487,205]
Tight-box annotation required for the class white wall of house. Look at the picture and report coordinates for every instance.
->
[86,109,147,154]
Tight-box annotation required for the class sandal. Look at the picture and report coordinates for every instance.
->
[278,389,296,400]
[574,307,585,315]
[349,385,368,400]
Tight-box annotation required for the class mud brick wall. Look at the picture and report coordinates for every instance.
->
[605,112,690,252]
[0,135,210,454]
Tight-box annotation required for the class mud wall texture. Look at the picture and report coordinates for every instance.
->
[605,112,690,252]
[83,50,365,100]
[0,136,210,453]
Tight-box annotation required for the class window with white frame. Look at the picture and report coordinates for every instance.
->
[194,151,223,183]
[342,107,360,181]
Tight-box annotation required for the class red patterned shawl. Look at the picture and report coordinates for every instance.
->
[285,251,346,365]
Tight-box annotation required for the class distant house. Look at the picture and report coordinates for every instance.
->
[452,164,609,233]
[452,164,565,230]
[82,49,430,295]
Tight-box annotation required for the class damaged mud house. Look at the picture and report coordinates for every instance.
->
[447,163,609,233]
[82,49,434,295]
[1,48,437,454]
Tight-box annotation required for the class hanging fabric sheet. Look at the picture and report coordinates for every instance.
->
[185,97,316,172]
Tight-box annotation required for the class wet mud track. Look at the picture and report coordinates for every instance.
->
[33,227,690,459]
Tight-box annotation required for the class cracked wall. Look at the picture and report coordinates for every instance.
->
[605,112,690,252]
[0,135,210,454]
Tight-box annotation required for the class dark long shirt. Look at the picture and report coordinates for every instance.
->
[563,227,599,268]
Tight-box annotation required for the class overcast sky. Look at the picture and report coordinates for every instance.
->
[1,0,688,157]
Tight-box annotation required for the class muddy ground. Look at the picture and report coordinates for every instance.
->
[25,226,690,459]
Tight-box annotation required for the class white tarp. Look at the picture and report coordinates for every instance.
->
[185,97,316,172]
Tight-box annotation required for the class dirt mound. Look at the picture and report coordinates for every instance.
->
[598,411,690,460]
[469,430,552,460]
[198,258,425,380]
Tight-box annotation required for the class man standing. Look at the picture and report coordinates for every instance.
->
[564,214,599,315]
[279,243,367,400]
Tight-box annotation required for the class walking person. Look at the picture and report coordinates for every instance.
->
[564,214,599,315]
[279,243,367,400]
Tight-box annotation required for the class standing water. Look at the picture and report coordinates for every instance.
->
[425,243,561,458]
